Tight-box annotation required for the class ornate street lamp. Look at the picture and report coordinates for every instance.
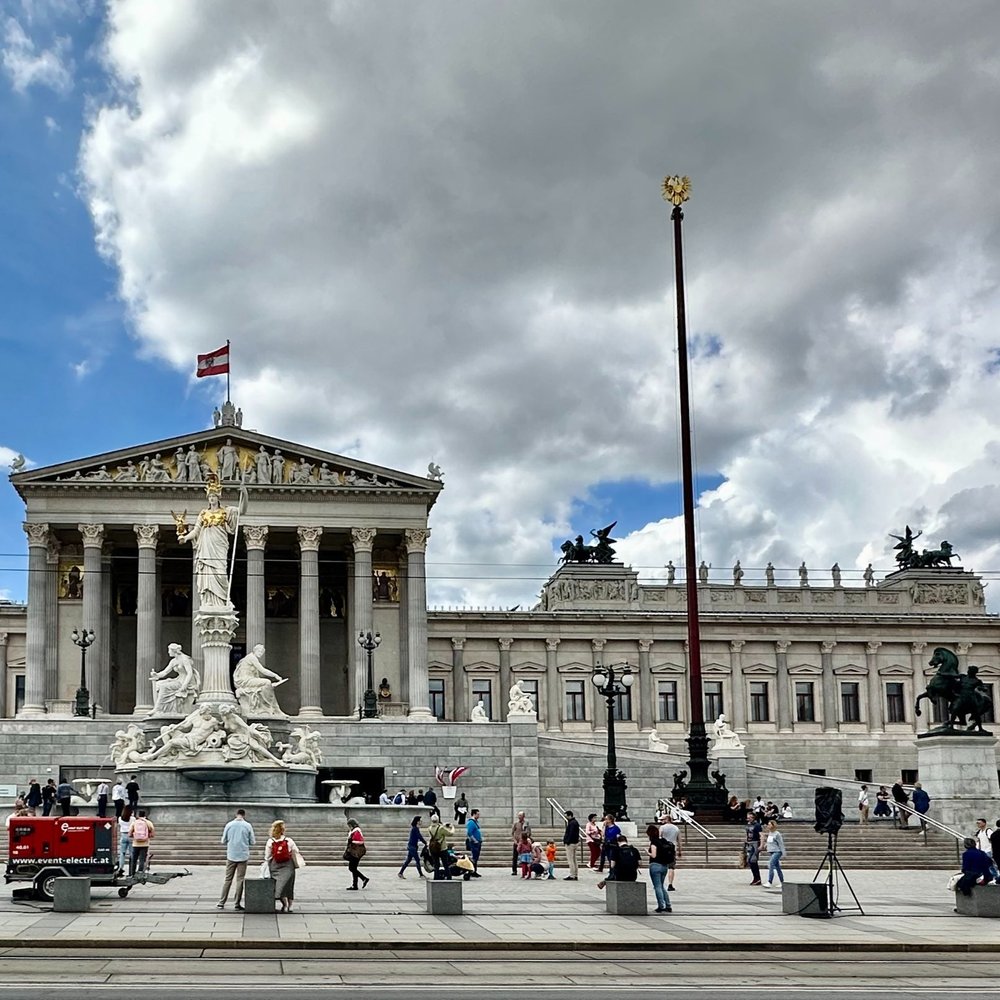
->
[71,628,95,718]
[592,662,634,820]
[662,173,728,814]
[357,630,382,720]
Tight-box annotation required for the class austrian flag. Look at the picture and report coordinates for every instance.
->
[196,344,230,378]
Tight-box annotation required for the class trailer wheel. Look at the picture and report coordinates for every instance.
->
[35,871,63,902]
[117,887,130,898]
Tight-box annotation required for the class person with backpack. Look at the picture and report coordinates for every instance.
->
[657,813,682,893]
[265,819,300,912]
[344,818,370,890]
[645,824,674,913]
[598,834,640,889]
[127,810,155,875]
[427,815,453,879]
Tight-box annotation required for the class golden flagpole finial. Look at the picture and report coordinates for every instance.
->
[661,175,691,207]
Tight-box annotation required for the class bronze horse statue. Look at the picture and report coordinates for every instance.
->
[914,647,960,721]
[915,647,993,733]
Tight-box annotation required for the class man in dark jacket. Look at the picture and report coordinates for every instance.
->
[56,779,79,816]
[562,811,581,880]
[890,781,909,827]
[956,838,994,898]
[910,783,930,830]
[25,779,42,816]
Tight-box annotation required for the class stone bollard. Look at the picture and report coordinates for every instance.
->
[605,880,647,915]
[955,885,1000,917]
[243,878,276,914]
[425,878,463,914]
[52,877,91,912]
[781,882,829,917]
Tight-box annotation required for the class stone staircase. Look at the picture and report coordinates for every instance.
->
[138,820,957,870]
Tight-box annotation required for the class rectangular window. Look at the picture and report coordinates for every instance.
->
[472,679,492,720]
[704,681,723,720]
[808,768,826,776]
[657,680,678,722]
[795,681,816,722]
[901,769,918,785]
[612,687,632,721]
[750,681,770,722]
[886,682,906,724]
[518,678,539,714]
[14,675,25,716]
[565,680,586,721]
[840,682,861,723]
[982,683,996,725]
[854,768,873,783]
[429,679,446,720]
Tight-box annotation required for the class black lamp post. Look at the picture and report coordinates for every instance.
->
[357,630,381,719]
[71,628,95,718]
[592,662,634,820]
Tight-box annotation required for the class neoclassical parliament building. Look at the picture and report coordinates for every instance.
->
[1,404,998,795]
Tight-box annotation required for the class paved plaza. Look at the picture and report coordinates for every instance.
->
[0,864,993,951]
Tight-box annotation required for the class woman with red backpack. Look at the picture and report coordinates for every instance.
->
[265,820,301,912]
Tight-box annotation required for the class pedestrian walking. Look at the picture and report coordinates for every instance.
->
[117,805,133,874]
[344,818,370,890]
[423,786,439,819]
[598,814,621,872]
[128,810,155,875]
[744,810,763,886]
[465,809,483,872]
[217,808,256,909]
[911,783,930,830]
[111,777,126,818]
[646,823,674,913]
[41,778,56,816]
[125,774,140,811]
[56,779,78,816]
[764,820,785,888]
[398,815,426,879]
[510,811,531,875]
[562,810,580,880]
[584,813,602,869]
[25,779,42,816]
[857,785,869,825]
[657,813,682,892]
[265,819,300,912]
[96,778,110,818]
[891,780,909,826]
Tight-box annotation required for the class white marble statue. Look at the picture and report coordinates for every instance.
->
[272,449,285,483]
[831,562,842,587]
[711,714,744,751]
[114,461,139,482]
[427,462,443,482]
[278,725,323,767]
[9,453,25,473]
[174,476,248,609]
[798,561,809,587]
[109,724,148,767]
[470,700,489,723]
[218,439,239,482]
[507,680,535,715]
[698,561,709,583]
[864,563,875,587]
[233,644,286,716]
[185,445,203,483]
[255,446,272,484]
[318,463,339,484]
[147,453,170,482]
[647,729,669,753]
[291,458,314,484]
[149,643,201,716]
[765,562,775,586]
[144,704,225,761]
[666,561,675,584]
[218,705,284,764]
[733,560,744,586]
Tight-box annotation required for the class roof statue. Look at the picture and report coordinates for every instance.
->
[559,521,618,565]
[427,462,444,482]
[890,526,960,571]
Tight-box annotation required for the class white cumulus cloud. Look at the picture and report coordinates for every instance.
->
[2,16,72,93]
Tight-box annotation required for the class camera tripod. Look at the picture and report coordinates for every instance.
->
[812,830,863,917]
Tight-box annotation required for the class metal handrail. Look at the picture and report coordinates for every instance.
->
[546,797,567,824]
[656,798,717,863]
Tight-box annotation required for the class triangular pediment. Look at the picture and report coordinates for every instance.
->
[10,427,443,501]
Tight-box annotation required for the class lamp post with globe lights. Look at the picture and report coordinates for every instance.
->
[71,628,95,718]
[357,630,381,719]
[592,662,634,820]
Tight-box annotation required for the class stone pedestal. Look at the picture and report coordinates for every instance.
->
[426,878,463,914]
[915,734,1000,832]
[195,608,239,706]
[244,878,276,913]
[508,716,541,818]
[53,877,91,912]
[605,880,647,915]
[711,747,748,800]
[955,885,1000,917]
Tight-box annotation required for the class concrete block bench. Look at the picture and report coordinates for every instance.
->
[53,877,91,912]
[243,878,276,914]
[426,878,463,914]
[781,882,829,917]
[955,885,1000,917]
[606,880,647,916]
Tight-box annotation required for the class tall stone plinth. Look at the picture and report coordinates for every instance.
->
[195,608,239,706]
[508,714,541,818]
[711,747,748,800]
[915,734,1000,832]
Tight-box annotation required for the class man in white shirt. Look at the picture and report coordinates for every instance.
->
[218,809,256,910]
[378,789,392,805]
[858,785,870,825]
[111,778,126,819]
[96,779,110,818]
[657,814,682,893]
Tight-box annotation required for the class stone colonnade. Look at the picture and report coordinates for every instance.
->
[18,521,431,720]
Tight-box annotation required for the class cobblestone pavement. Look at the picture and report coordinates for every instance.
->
[0,863,991,951]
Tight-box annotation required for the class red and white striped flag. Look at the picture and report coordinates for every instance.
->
[196,344,230,378]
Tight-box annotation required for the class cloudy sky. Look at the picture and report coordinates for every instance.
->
[1,0,999,608]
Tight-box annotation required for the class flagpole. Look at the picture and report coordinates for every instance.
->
[226,339,231,403]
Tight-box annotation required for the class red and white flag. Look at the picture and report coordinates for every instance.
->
[196,344,230,378]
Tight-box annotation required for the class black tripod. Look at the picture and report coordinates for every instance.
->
[812,830,863,917]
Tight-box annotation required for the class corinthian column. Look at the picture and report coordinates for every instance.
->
[729,640,746,731]
[638,639,654,731]
[44,537,60,703]
[775,639,791,731]
[243,525,269,651]
[297,526,324,717]
[866,641,883,731]
[498,638,513,722]
[820,641,838,732]
[133,524,160,714]
[20,523,49,716]
[451,638,466,721]
[79,524,106,708]
[350,527,376,710]
[0,632,7,718]
[545,638,561,731]
[404,528,433,720]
